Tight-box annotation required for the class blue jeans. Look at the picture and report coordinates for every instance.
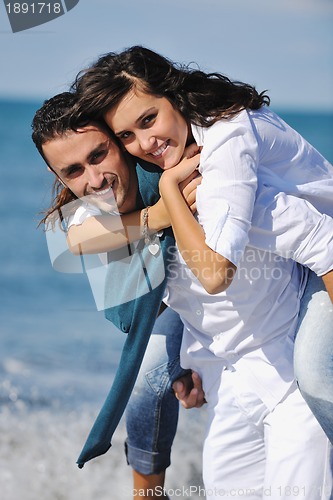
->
[294,271,333,444]
[125,307,188,474]
[126,272,333,475]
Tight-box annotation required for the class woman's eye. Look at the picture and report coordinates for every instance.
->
[143,114,157,126]
[120,132,131,140]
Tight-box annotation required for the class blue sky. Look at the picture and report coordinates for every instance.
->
[0,0,332,111]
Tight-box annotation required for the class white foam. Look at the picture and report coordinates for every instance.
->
[0,404,206,499]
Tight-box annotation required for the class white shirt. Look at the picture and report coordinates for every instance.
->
[67,202,102,226]
[163,244,306,409]
[192,107,333,276]
[163,108,333,408]
[66,110,333,407]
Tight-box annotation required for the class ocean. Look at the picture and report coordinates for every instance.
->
[0,99,332,500]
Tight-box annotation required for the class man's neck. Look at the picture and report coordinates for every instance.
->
[120,163,139,214]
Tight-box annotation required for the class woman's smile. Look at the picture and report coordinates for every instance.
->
[105,90,189,170]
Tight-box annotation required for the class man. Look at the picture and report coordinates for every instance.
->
[32,92,201,499]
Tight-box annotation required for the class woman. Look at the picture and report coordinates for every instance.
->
[68,48,333,497]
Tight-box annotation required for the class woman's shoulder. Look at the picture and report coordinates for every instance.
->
[248,106,284,129]
[191,109,256,150]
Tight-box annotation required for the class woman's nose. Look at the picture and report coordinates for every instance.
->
[138,132,156,153]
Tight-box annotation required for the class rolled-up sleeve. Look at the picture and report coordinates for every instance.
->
[294,214,333,275]
[67,202,103,228]
[250,190,333,276]
[193,111,259,266]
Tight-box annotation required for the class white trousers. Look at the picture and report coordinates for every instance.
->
[202,368,332,499]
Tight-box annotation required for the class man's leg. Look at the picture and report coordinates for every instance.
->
[294,271,333,443]
[125,307,187,499]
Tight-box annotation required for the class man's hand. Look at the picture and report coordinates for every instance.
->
[172,371,206,409]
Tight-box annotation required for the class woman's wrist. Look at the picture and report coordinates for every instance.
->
[142,202,169,233]
[159,173,182,199]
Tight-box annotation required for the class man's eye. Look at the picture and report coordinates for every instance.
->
[66,167,82,178]
[91,149,107,163]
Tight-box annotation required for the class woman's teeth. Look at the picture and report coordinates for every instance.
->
[151,141,169,157]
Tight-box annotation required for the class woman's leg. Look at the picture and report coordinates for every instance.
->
[202,367,331,499]
[264,382,332,499]
[125,307,187,499]
[202,366,268,499]
[294,271,333,443]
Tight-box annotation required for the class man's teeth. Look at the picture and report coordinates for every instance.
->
[151,142,168,157]
[96,185,112,196]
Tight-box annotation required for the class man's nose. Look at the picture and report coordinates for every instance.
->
[86,166,104,188]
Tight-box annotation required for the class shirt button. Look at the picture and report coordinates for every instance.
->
[196,310,202,315]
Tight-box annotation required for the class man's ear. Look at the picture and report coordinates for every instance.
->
[48,167,67,187]
[58,178,67,188]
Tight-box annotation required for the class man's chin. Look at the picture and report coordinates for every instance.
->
[83,193,119,214]
[95,199,119,214]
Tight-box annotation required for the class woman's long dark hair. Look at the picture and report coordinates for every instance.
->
[72,45,270,126]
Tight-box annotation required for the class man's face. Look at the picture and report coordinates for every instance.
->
[42,124,137,213]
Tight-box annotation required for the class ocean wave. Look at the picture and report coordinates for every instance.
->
[0,404,205,500]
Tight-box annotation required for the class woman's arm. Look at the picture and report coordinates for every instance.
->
[67,199,166,255]
[192,115,259,269]
[159,115,259,295]
[159,155,236,294]
[67,171,201,255]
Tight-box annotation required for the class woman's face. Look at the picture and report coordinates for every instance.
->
[104,89,189,170]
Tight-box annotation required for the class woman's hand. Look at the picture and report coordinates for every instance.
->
[149,168,201,229]
[158,147,235,295]
[159,152,201,190]
[183,142,202,159]
[180,172,201,213]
